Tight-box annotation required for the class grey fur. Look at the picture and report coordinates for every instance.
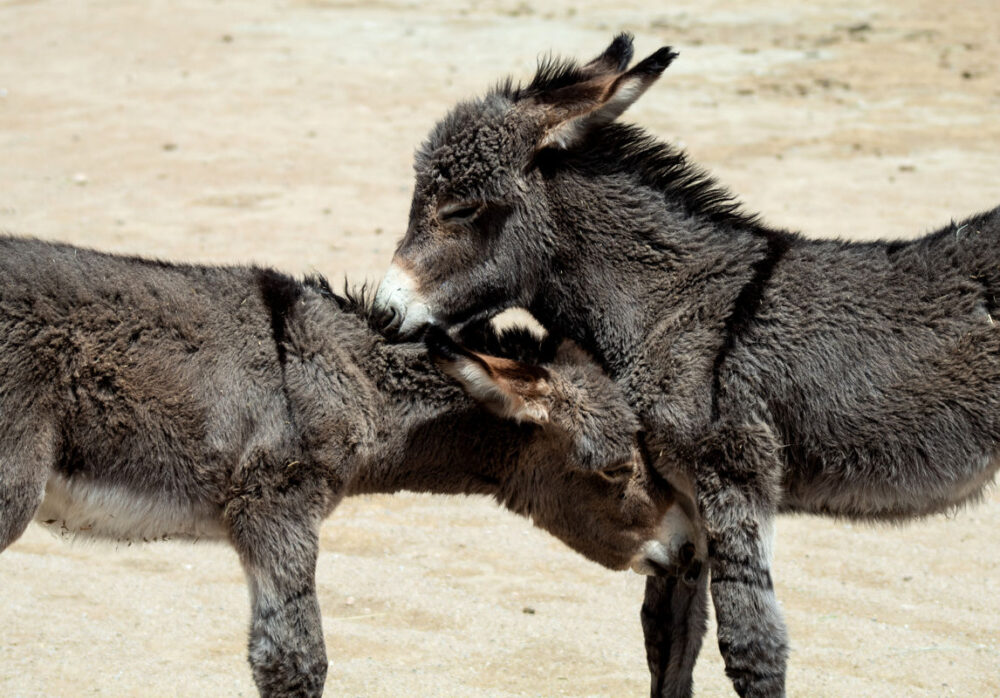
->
[374,33,1000,697]
[0,235,696,696]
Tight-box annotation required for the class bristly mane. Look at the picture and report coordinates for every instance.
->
[492,50,764,232]
[303,275,396,333]
[577,123,765,232]
[494,54,592,102]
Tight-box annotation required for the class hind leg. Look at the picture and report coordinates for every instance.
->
[0,421,53,552]
[696,422,787,698]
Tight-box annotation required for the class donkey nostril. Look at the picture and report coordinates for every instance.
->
[683,559,703,585]
[382,308,402,336]
[680,542,695,565]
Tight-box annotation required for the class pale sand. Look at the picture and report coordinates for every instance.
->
[1,1,998,695]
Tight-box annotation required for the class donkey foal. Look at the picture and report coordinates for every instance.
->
[0,236,698,697]
[375,34,1000,696]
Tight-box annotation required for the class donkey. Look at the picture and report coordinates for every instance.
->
[373,33,1000,697]
[0,235,701,697]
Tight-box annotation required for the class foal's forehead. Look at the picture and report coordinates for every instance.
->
[414,95,525,197]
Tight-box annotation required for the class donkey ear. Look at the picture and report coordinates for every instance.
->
[579,32,635,78]
[536,46,678,151]
[425,326,552,425]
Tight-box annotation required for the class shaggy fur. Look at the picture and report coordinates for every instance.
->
[375,33,1000,697]
[0,235,698,697]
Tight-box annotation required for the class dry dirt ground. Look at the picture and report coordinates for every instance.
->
[2,1,999,696]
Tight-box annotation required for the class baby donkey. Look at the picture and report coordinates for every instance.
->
[0,236,697,697]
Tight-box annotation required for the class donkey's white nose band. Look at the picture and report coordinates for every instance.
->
[374,263,436,335]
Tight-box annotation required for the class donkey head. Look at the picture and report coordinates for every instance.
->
[425,326,697,576]
[375,34,676,337]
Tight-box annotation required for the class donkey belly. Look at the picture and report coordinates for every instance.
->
[35,473,227,542]
[782,441,1000,520]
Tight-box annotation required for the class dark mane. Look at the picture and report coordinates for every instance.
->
[487,43,759,230]
[577,123,765,232]
[494,54,591,102]
[302,275,395,334]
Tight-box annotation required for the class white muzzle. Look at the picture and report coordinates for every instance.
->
[374,263,435,337]
[630,504,702,576]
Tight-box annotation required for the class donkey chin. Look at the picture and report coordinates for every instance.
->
[374,262,437,338]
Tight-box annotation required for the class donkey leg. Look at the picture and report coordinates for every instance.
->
[641,566,709,698]
[228,500,327,698]
[0,421,53,553]
[696,422,786,698]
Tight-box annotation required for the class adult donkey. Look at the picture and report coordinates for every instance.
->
[0,236,699,697]
[374,34,1000,697]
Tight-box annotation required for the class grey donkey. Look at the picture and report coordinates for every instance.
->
[0,235,701,697]
[374,33,1000,697]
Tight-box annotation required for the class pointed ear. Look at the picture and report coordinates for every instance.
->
[425,326,552,425]
[579,32,635,79]
[535,46,678,151]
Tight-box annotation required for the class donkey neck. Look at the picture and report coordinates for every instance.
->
[345,336,527,499]
[529,136,791,433]
[351,406,527,499]
[534,170,772,375]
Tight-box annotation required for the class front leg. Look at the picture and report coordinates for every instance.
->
[227,494,328,697]
[696,422,787,698]
[641,566,709,698]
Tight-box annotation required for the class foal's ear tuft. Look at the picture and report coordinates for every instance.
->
[426,326,552,425]
[533,44,677,151]
[580,32,635,78]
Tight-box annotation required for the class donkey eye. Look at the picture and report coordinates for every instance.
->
[438,202,482,224]
[596,462,635,484]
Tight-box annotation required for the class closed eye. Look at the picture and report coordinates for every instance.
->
[438,201,482,224]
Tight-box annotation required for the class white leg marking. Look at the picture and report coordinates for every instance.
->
[760,516,776,567]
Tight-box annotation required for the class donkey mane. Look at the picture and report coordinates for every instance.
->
[495,55,592,102]
[533,121,792,416]
[301,274,396,333]
[494,49,761,232]
[545,122,794,418]
[573,123,765,232]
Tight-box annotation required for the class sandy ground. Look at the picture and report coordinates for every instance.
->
[1,0,999,695]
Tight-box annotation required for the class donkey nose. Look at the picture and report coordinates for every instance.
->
[630,540,702,579]
[374,262,436,340]
[683,559,703,586]
[382,307,402,337]
[630,540,680,576]
[679,541,696,565]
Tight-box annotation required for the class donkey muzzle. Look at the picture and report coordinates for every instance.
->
[374,262,435,339]
[630,503,703,583]
[631,540,697,578]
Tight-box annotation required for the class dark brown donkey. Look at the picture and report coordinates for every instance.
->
[0,235,699,697]
[375,34,1000,698]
